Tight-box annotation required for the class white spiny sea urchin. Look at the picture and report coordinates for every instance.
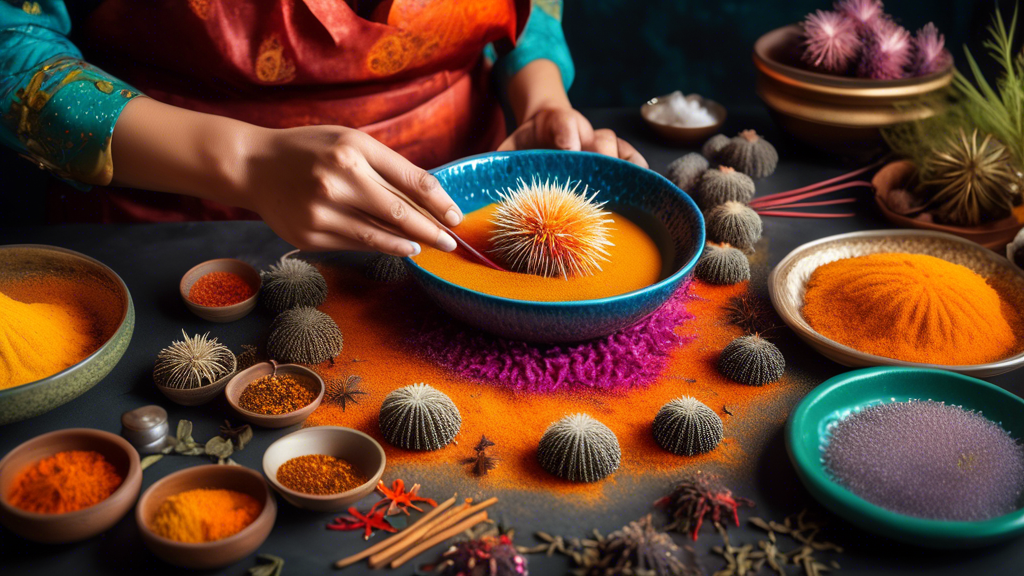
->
[537,413,621,483]
[489,178,614,280]
[653,396,724,456]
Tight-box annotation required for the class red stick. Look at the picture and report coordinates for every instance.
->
[756,210,856,218]
[750,181,872,209]
[760,198,858,210]
[747,160,885,205]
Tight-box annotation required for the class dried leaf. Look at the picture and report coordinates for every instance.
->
[205,436,234,461]
[247,553,284,576]
[140,454,164,470]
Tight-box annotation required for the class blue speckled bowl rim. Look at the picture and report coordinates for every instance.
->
[404,150,706,307]
[0,244,132,398]
[786,367,1024,547]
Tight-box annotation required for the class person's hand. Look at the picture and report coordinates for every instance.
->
[498,106,648,168]
[241,126,463,255]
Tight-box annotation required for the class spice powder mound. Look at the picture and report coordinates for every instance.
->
[7,450,123,514]
[306,263,810,501]
[276,454,368,495]
[239,373,318,415]
[188,271,254,307]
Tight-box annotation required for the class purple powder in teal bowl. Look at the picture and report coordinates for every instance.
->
[823,400,1024,521]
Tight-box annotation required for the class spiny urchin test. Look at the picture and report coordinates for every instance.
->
[695,166,755,210]
[260,257,328,313]
[653,396,724,456]
[537,413,621,483]
[266,306,343,364]
[702,133,731,162]
[379,383,462,451]
[489,178,614,279]
[705,201,763,251]
[718,335,785,386]
[718,131,778,179]
[154,330,236,389]
[694,242,750,285]
[364,253,409,283]
[666,153,709,192]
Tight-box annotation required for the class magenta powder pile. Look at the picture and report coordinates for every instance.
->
[823,400,1024,521]
[407,281,695,392]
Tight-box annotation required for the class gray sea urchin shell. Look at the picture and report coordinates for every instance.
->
[266,307,343,364]
[260,258,328,313]
[653,396,723,456]
[379,383,462,451]
[695,166,755,210]
[666,153,709,192]
[365,253,409,283]
[705,201,762,251]
[718,335,785,386]
[538,413,621,483]
[694,243,750,285]
[702,134,731,162]
[718,130,778,179]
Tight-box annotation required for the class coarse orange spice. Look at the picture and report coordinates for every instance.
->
[188,271,254,307]
[276,454,368,495]
[239,373,317,415]
[150,488,261,543]
[7,450,123,514]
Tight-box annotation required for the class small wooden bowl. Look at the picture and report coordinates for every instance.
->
[641,93,726,146]
[0,428,142,543]
[225,362,325,428]
[155,351,237,407]
[136,464,276,569]
[262,426,386,512]
[179,258,261,323]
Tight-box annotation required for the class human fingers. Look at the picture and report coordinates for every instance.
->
[574,113,596,151]
[590,128,619,158]
[355,132,463,227]
[616,137,648,168]
[541,109,582,151]
[296,206,423,256]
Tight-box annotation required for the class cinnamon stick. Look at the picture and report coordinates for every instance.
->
[369,497,498,568]
[334,496,456,569]
[388,511,490,569]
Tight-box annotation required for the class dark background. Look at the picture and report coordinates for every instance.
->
[0,0,1004,224]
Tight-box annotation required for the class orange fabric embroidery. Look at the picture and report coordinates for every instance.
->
[187,0,211,20]
[255,35,296,83]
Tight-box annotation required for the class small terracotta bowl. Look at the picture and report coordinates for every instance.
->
[263,426,386,512]
[641,93,726,146]
[155,351,237,407]
[0,428,142,543]
[136,464,276,569]
[225,362,325,428]
[179,258,261,323]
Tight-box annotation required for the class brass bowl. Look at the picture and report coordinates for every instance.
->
[753,25,953,155]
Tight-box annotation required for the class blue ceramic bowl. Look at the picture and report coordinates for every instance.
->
[405,150,705,343]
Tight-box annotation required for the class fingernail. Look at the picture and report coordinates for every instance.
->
[445,207,463,226]
[437,232,457,252]
[409,242,421,256]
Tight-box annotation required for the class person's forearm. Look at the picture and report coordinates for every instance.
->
[506,59,571,124]
[110,97,260,209]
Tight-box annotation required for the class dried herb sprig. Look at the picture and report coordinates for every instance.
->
[655,472,755,540]
[712,510,843,576]
[140,419,252,470]
[247,554,285,576]
[324,374,366,410]
[723,293,777,336]
[462,435,500,477]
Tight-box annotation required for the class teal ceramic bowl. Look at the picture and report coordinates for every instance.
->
[0,245,134,425]
[787,367,1024,548]
[406,150,705,343]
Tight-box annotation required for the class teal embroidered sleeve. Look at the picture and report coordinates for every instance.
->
[0,1,141,186]
[491,0,574,90]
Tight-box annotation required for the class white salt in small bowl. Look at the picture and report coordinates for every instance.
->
[641,93,727,146]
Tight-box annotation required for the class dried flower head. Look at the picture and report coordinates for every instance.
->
[801,10,861,72]
[379,384,462,451]
[655,471,755,540]
[857,18,912,80]
[538,413,621,483]
[266,306,343,364]
[653,396,724,456]
[325,374,366,410]
[922,128,1019,226]
[579,515,696,576]
[834,0,884,30]
[723,293,775,335]
[462,435,500,477]
[911,23,951,76]
[424,534,528,576]
[489,178,614,279]
[154,330,236,390]
[260,257,328,313]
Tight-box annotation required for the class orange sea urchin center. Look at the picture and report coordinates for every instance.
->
[489,178,615,279]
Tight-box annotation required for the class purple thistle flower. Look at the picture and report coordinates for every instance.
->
[910,22,951,76]
[801,10,861,72]
[834,0,885,30]
[857,18,912,80]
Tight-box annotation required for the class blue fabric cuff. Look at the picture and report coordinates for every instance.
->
[495,5,574,90]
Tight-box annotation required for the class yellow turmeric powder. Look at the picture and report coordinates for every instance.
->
[802,253,1019,365]
[149,488,261,543]
[0,291,98,389]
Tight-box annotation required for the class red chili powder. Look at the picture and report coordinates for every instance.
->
[306,265,805,501]
[188,271,254,307]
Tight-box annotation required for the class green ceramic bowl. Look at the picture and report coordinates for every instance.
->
[0,245,134,425]
[787,367,1024,548]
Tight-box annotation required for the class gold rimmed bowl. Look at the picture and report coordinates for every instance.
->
[753,25,953,155]
[768,230,1024,378]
